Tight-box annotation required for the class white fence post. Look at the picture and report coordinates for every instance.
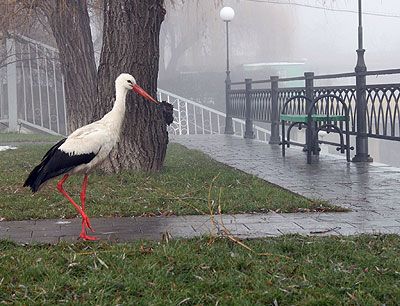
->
[6,38,18,132]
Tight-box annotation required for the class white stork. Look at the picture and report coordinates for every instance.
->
[24,73,158,240]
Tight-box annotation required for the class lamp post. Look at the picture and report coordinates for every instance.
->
[352,0,372,162]
[220,6,235,134]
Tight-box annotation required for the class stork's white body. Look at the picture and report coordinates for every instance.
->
[59,83,128,175]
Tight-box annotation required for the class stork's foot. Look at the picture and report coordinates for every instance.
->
[79,213,98,240]
[81,213,94,233]
[79,233,99,241]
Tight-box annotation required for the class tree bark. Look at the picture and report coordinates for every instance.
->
[97,0,167,172]
[42,0,98,133]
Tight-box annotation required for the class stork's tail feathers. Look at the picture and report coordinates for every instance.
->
[24,162,47,192]
[23,138,67,193]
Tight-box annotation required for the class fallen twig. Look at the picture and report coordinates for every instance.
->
[310,227,340,234]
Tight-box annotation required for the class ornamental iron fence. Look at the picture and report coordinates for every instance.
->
[225,69,400,159]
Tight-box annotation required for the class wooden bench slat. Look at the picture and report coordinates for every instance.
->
[280,114,347,123]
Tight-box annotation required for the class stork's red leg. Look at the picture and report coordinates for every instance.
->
[79,174,92,234]
[80,174,88,212]
[57,174,98,241]
[78,174,98,240]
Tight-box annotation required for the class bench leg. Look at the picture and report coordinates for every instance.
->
[307,126,312,164]
[281,120,286,157]
[345,120,351,162]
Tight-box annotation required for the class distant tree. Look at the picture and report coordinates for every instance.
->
[159,1,221,78]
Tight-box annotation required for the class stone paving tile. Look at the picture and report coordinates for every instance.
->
[2,230,33,239]
[332,226,359,236]
[111,218,137,227]
[230,213,286,224]
[0,221,39,231]
[31,224,61,232]
[291,219,335,230]
[276,228,313,235]
[32,229,62,238]
[310,212,378,223]
[350,219,400,227]
[373,227,400,235]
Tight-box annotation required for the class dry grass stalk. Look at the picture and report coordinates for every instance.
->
[146,177,291,260]
[76,176,290,260]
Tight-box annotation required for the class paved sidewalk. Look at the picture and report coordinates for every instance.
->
[2,134,400,244]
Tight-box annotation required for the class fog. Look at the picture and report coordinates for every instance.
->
[158,0,400,167]
[279,0,400,72]
[159,0,400,92]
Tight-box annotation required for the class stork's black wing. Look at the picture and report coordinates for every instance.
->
[23,138,96,192]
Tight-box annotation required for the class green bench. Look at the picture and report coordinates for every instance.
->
[280,114,347,123]
[280,95,353,164]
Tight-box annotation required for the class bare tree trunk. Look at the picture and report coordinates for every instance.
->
[42,0,98,133]
[97,0,167,172]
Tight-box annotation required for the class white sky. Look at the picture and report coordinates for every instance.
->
[224,0,400,73]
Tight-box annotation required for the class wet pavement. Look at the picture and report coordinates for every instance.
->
[2,134,400,244]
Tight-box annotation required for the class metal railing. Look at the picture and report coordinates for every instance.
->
[157,88,271,142]
[10,34,400,156]
[225,69,400,154]
[1,36,271,141]
[1,36,67,135]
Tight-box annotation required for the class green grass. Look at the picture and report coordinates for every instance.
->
[0,142,344,221]
[0,134,397,305]
[0,132,64,143]
[1,234,399,305]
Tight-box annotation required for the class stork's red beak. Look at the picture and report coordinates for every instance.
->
[132,84,158,104]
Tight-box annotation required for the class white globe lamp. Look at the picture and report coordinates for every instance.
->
[220,7,235,22]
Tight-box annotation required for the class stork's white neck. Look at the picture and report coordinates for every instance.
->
[100,85,130,138]
[113,85,129,112]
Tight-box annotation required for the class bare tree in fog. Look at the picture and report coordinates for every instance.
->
[160,1,222,78]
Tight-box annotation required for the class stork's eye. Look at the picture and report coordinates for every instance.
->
[127,80,133,84]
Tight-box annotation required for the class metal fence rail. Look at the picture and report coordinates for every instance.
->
[1,36,67,135]
[6,35,400,156]
[313,86,357,133]
[157,88,271,142]
[226,69,400,146]
[229,89,246,119]
[366,83,400,140]
[2,36,272,141]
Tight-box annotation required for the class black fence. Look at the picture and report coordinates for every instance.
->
[224,68,400,160]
